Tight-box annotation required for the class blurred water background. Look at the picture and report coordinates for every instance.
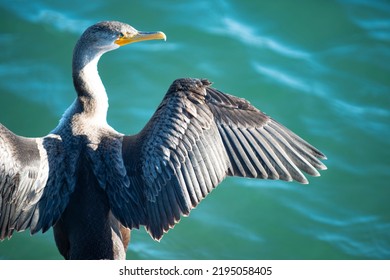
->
[0,0,389,260]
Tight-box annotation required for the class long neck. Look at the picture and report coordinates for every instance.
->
[72,42,109,121]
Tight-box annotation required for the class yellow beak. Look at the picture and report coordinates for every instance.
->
[115,31,166,46]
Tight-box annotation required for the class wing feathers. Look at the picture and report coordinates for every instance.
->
[120,78,326,241]
[0,125,78,239]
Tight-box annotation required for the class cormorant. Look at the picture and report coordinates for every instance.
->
[0,21,326,259]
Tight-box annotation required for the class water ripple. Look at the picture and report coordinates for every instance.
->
[0,62,68,115]
[343,0,390,42]
[252,62,311,93]
[211,17,311,59]
[0,1,92,34]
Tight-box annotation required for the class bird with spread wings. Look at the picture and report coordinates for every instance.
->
[0,21,326,259]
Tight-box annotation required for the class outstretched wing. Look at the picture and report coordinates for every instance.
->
[121,78,326,240]
[0,124,74,239]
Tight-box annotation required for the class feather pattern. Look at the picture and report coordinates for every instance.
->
[120,78,326,240]
[0,124,78,239]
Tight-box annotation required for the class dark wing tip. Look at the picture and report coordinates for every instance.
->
[202,87,327,185]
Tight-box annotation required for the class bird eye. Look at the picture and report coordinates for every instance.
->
[118,32,125,38]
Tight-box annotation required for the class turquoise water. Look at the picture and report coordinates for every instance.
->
[0,0,389,260]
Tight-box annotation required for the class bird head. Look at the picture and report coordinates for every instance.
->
[72,21,166,73]
[77,21,166,54]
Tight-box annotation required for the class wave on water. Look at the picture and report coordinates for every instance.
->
[211,16,311,60]
[0,1,93,34]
